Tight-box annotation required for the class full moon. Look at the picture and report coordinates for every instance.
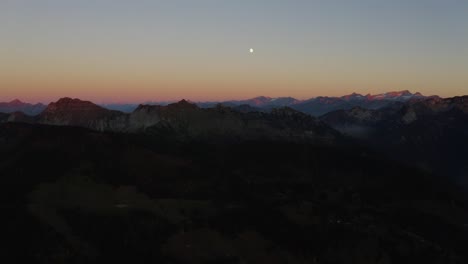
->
[249,48,254,53]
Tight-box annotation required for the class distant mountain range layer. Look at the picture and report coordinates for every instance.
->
[2,91,468,262]
[1,92,468,184]
[0,90,434,115]
[0,99,46,115]
[4,97,339,142]
[198,90,433,116]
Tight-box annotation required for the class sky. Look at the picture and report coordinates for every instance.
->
[1,0,468,103]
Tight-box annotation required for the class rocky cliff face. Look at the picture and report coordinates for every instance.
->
[130,100,338,142]
[38,98,128,131]
[128,100,200,132]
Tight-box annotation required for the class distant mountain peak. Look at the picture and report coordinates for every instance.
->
[39,98,122,130]
[387,90,412,96]
[57,97,75,102]
[9,99,23,104]
[44,98,106,113]
[363,90,425,101]
[253,96,271,100]
[168,99,198,109]
[0,99,46,115]
[43,97,114,116]
[249,96,273,106]
[55,97,90,104]
[398,89,411,93]
[342,93,365,100]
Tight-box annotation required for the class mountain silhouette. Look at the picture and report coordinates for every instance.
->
[1,93,468,263]
[0,99,46,115]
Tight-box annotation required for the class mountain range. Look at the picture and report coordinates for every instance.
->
[320,95,468,185]
[198,90,432,116]
[1,90,430,115]
[1,97,338,143]
[2,91,468,263]
[3,119,467,263]
[1,92,467,182]
[0,99,46,115]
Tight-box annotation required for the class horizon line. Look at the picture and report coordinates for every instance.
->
[1,89,444,105]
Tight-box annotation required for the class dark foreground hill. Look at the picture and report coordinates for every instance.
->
[0,123,467,263]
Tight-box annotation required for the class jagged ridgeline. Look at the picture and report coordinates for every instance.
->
[320,96,468,184]
[7,97,339,142]
[1,95,468,263]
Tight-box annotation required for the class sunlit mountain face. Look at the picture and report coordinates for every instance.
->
[2,0,468,263]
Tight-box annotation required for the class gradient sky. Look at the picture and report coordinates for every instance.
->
[1,0,468,103]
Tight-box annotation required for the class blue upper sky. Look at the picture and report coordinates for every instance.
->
[1,0,467,102]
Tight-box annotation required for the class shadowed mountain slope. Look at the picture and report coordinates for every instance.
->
[0,122,467,263]
[321,96,468,185]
